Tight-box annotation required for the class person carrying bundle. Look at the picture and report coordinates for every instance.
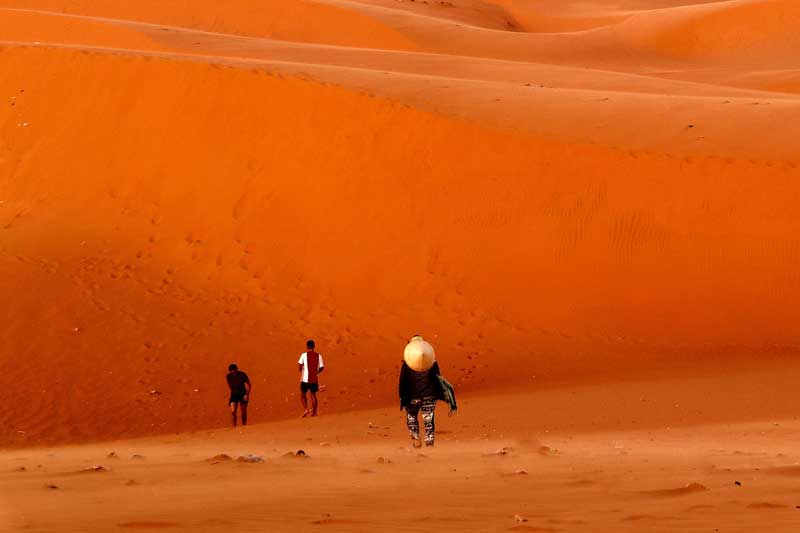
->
[398,335,457,447]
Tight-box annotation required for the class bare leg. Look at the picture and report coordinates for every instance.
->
[241,403,248,426]
[301,391,309,417]
[230,403,238,427]
[310,391,318,416]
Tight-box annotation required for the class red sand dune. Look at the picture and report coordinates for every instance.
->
[1,0,800,449]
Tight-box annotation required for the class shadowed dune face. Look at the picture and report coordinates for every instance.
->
[352,0,527,31]
[1,0,800,445]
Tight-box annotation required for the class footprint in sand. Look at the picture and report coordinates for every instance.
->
[205,454,233,463]
[537,446,554,456]
[746,502,789,509]
[283,450,310,459]
[622,514,670,521]
[685,504,715,511]
[486,446,514,456]
[234,454,264,463]
[502,470,529,477]
[639,482,708,497]
[61,465,110,475]
[312,517,361,525]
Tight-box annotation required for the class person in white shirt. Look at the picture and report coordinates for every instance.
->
[297,339,325,417]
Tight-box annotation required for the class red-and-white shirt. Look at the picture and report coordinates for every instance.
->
[298,351,324,383]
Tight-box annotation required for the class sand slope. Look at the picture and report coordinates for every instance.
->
[1,0,799,448]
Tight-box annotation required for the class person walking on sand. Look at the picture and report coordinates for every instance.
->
[399,335,456,448]
[298,339,324,417]
[226,363,251,427]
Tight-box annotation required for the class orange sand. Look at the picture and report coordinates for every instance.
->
[4,369,800,531]
[1,0,800,530]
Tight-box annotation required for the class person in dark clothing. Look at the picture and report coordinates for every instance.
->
[399,336,445,447]
[226,363,251,427]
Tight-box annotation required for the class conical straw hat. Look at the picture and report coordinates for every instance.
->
[404,336,435,372]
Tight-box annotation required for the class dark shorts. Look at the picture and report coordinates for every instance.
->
[300,382,319,393]
[229,392,248,405]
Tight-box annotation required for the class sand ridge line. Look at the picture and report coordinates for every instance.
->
[0,0,420,51]
[4,38,799,121]
[5,6,800,107]
[316,0,527,32]
[5,0,799,71]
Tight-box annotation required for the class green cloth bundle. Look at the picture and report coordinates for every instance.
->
[437,375,458,415]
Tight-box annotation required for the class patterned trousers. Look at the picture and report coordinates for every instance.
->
[405,398,437,445]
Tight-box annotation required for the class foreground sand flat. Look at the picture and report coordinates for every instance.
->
[2,0,800,445]
[4,365,800,532]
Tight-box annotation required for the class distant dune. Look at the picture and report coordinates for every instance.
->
[1,0,799,446]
